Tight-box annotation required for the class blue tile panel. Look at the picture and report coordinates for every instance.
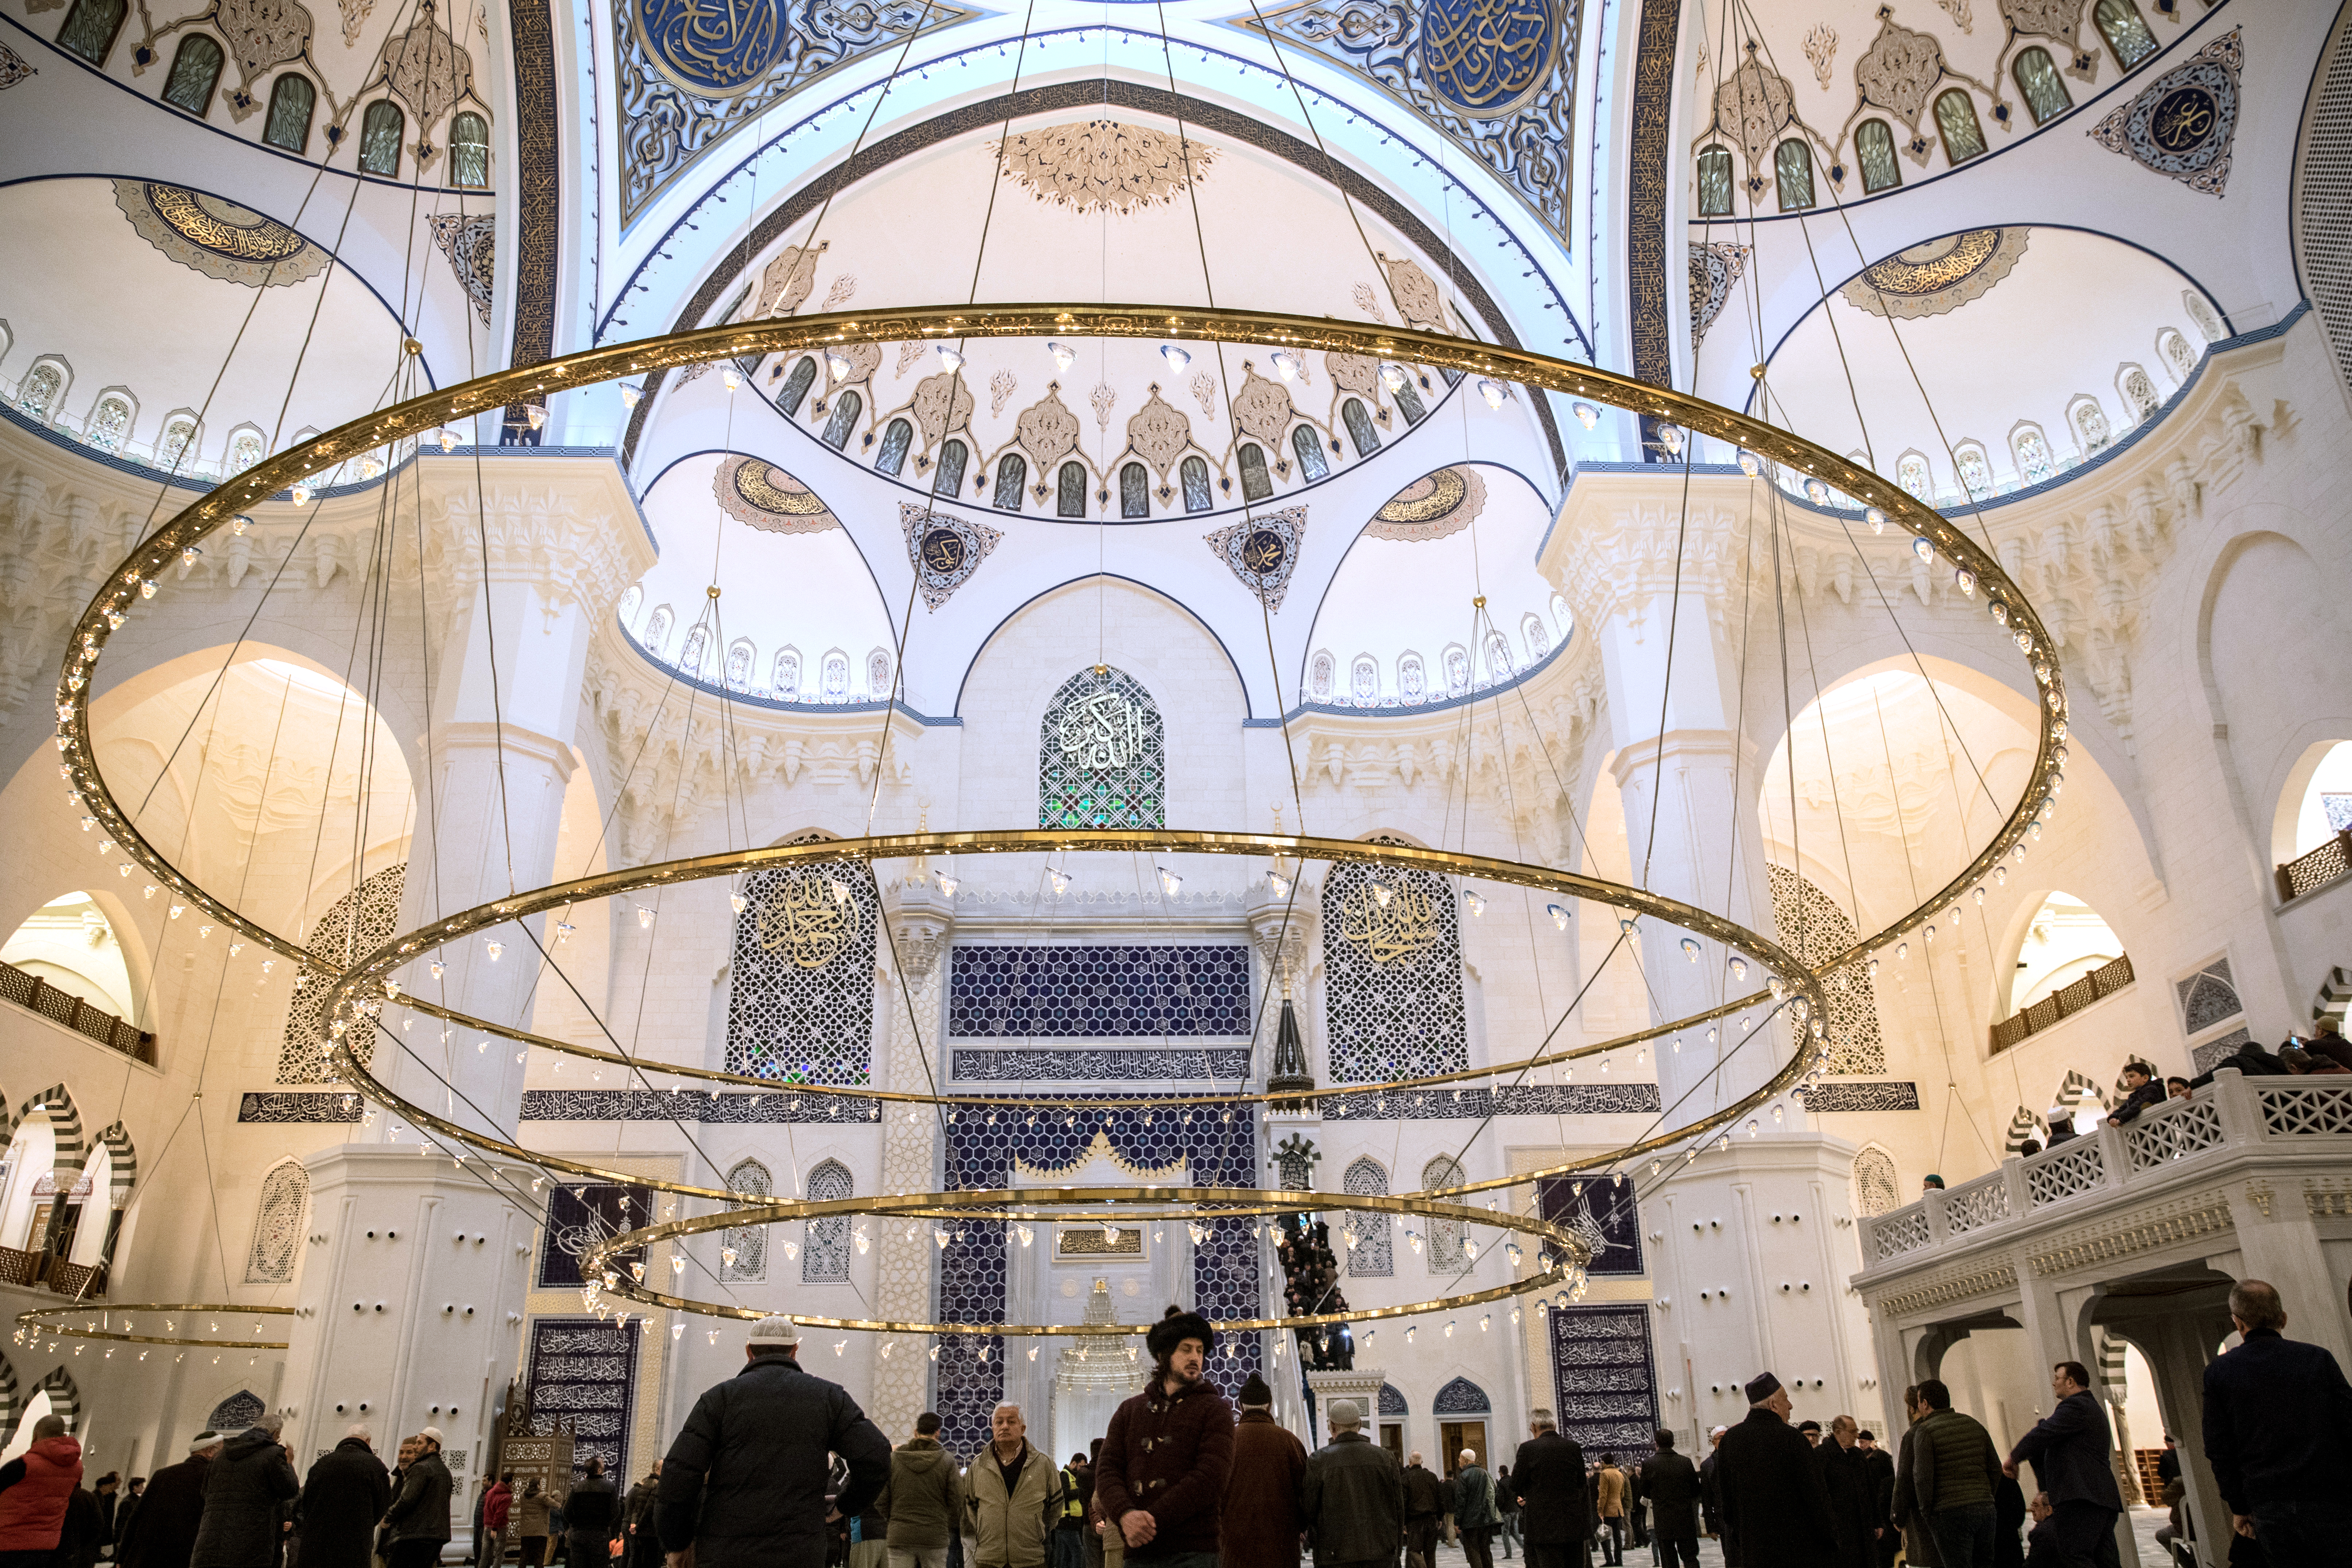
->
[524,1318,639,1479]
[1546,1304,1660,1466]
[947,944,1253,1039]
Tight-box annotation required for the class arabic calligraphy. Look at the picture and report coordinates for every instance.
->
[1417,0,1559,119]
[1336,881,1442,966]
[753,871,858,970]
[2149,86,2217,153]
[633,0,785,97]
[921,528,967,577]
[1241,528,1288,575]
[1059,690,1142,771]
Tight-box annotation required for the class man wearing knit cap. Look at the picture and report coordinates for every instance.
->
[1301,1400,1401,1568]
[1715,1374,1836,1568]
[1218,1373,1305,1568]
[659,1315,890,1568]
[1094,1306,1233,1568]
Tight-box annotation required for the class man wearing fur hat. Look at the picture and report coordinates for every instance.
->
[1218,1373,1305,1568]
[1714,1374,1836,1568]
[1094,1307,1233,1568]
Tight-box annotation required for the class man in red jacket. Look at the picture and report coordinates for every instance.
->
[1094,1307,1234,1568]
[0,1413,85,1567]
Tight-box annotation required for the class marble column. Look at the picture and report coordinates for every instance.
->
[870,879,952,1437]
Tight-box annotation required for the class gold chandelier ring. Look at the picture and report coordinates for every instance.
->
[12,1301,295,1351]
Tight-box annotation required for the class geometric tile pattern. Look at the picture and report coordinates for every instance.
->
[1322,856,1467,1084]
[946,944,1252,1038]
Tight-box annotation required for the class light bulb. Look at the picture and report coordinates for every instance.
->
[620,385,642,409]
[1805,478,1828,504]
[1728,956,1748,982]
[1159,344,1191,374]
[290,484,311,507]
[485,940,502,961]
[1381,362,1408,392]
[430,960,445,979]
[636,906,654,928]
[1267,869,1291,897]
[1737,450,1759,477]
[825,350,853,383]
[1157,866,1184,897]
[1680,937,1700,962]
[1657,423,1684,454]
[525,404,548,430]
[232,514,251,534]
[730,893,747,913]
[722,365,741,392]
[1048,869,1071,895]
[935,872,959,897]
[1913,536,1934,563]
[1477,378,1508,410]
[1548,904,1569,931]
[1049,342,1076,372]
[1866,507,1886,533]
[1464,890,1484,917]
[1572,401,1599,429]
[1371,883,1392,908]
[935,345,964,373]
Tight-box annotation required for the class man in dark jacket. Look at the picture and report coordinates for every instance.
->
[381,1430,454,1568]
[877,1414,963,1568]
[1697,1430,1723,1545]
[1637,1431,1698,1568]
[2200,1278,2352,1567]
[1300,1401,1400,1568]
[621,1465,660,1568]
[60,1482,106,1568]
[190,1419,300,1568]
[563,1461,619,1568]
[1856,1434,1896,1568]
[2004,1364,2122,1568]
[1716,1374,1836,1568]
[1219,1376,1304,1568]
[1508,1409,1586,1568]
[1818,1418,1884,1568]
[1400,1456,1443,1568]
[119,1439,221,1568]
[296,1428,391,1568]
[1094,1308,1233,1568]
[659,1315,889,1568]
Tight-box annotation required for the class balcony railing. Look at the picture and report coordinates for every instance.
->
[0,961,156,1064]
[2277,827,2352,903]
[1988,952,2134,1053]
[0,1247,100,1298]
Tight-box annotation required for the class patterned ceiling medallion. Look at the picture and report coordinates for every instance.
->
[115,182,330,287]
[991,119,1216,215]
[1230,365,1300,453]
[633,0,786,96]
[1015,384,1082,470]
[215,0,314,96]
[383,5,474,130]
[745,242,827,319]
[1711,56,1799,182]
[716,458,839,533]
[1366,467,1485,542]
[1204,505,1307,610]
[1840,228,2028,320]
[1690,241,1750,350]
[428,213,495,326]
[0,41,36,88]
[2089,29,2241,197]
[1123,384,1194,478]
[1375,251,1451,332]
[900,504,1002,611]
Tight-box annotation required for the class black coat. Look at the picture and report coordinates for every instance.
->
[1816,1443,1881,1568]
[296,1439,391,1568]
[383,1454,453,1547]
[191,1433,301,1568]
[120,1459,211,1568]
[565,1478,619,1543]
[1300,1433,1402,1568]
[1402,1465,1444,1521]
[1859,1448,1894,1525]
[1993,1475,2025,1568]
[1508,1432,1587,1547]
[61,1487,105,1568]
[2006,1393,2121,1514]
[2200,1326,2352,1514]
[1636,1452,1698,1541]
[1716,1409,1836,1568]
[656,1354,890,1568]
[1698,1453,1720,1536]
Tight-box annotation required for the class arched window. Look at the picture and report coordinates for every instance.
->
[1340,398,1381,457]
[1056,460,1088,516]
[1853,1148,1898,1217]
[617,585,643,633]
[876,417,913,475]
[2184,291,2224,343]
[1179,456,1212,512]
[87,394,133,454]
[54,0,127,64]
[2070,397,2112,453]
[1856,119,1901,193]
[228,428,264,473]
[866,649,891,699]
[2013,426,2056,483]
[1933,90,1986,164]
[162,34,224,116]
[17,363,64,420]
[1955,445,1992,500]
[2117,364,2159,422]
[1522,613,1549,662]
[993,453,1027,509]
[2012,47,2072,125]
[723,854,879,1082]
[1309,651,1335,703]
[2093,0,2157,69]
[1350,656,1379,705]
[206,1390,265,1433]
[277,864,406,1081]
[722,639,753,692]
[771,647,800,699]
[1398,654,1425,703]
[822,651,849,699]
[1039,666,1165,829]
[357,100,405,176]
[1393,377,1427,423]
[642,605,673,656]
[244,1160,308,1282]
[1119,461,1149,518]
[1696,145,1733,216]
[820,391,860,449]
[1896,453,1932,500]
[721,1159,770,1281]
[1423,1156,1469,1272]
[932,439,967,497]
[1444,645,1471,695]
[2158,329,2196,379]
[1322,850,1467,1083]
[1291,425,1329,481]
[1238,443,1272,501]
[679,624,709,678]
[776,357,818,418]
[450,110,489,186]
[263,74,315,153]
[1551,593,1575,642]
[160,416,199,470]
[804,1161,853,1282]
[1483,631,1513,681]
[1774,139,1815,211]
[1343,1157,1392,1277]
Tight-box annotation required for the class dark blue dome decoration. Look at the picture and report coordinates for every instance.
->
[1433,1376,1491,1415]
[1418,0,1563,118]
[632,0,787,96]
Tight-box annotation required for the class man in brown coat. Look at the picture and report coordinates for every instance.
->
[1095,1307,1234,1568]
[1219,1374,1304,1568]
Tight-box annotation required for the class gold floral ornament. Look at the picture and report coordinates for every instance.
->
[1840,230,2027,321]
[1123,384,1194,480]
[714,457,838,533]
[1375,252,1451,332]
[753,865,862,969]
[1015,384,1082,472]
[115,182,330,287]
[1367,466,1485,542]
[992,119,1217,215]
[748,241,828,319]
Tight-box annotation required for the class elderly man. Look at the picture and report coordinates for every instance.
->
[1817,1418,1884,1568]
[1637,1432,1698,1568]
[1698,1429,1724,1544]
[1095,1307,1233,1568]
[1300,1401,1400,1568]
[297,1427,391,1568]
[1509,1409,1586,1568]
[117,1437,222,1568]
[190,1414,298,1568]
[660,1316,890,1568]
[380,1429,454,1568]
[966,1406,1060,1568]
[1449,1450,1499,1568]
[2200,1278,2352,1567]
[2004,1363,2122,1568]
[1715,1374,1836,1568]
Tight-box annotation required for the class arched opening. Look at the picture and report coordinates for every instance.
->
[2010,893,2125,1013]
[2277,739,2352,868]
[1,894,138,1023]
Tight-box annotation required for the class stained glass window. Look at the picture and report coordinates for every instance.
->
[821,391,860,449]
[722,856,879,1083]
[1696,145,1733,216]
[1180,456,1212,512]
[1523,614,1549,662]
[1120,462,1149,518]
[2013,47,2072,125]
[679,625,708,678]
[804,1160,852,1283]
[2119,366,2159,420]
[229,430,265,472]
[1309,652,1334,702]
[1343,1156,1392,1277]
[771,647,800,699]
[1321,852,1467,1084]
[2159,330,2195,379]
[244,1160,308,1282]
[1934,90,1986,164]
[1351,657,1378,704]
[89,395,132,453]
[54,0,126,65]
[263,75,316,153]
[1856,120,1900,193]
[1399,655,1425,702]
[993,454,1027,509]
[162,35,224,116]
[1484,632,1513,680]
[1038,667,1164,829]
[721,1159,769,1281]
[643,605,672,656]
[1341,399,1381,457]
[1394,378,1427,423]
[723,640,753,692]
[1897,454,1932,500]
[1774,139,1814,211]
[2073,398,2111,451]
[1239,444,1272,501]
[867,650,891,698]
[1423,1156,1469,1273]
[934,439,968,497]
[1444,646,1470,695]
[358,100,405,176]
[160,418,198,470]
[18,364,62,420]
[1291,426,1329,481]
[2093,0,2157,69]
[450,110,489,186]
[822,652,848,699]
[777,358,818,418]
[1057,461,1087,516]
[1955,446,1992,499]
[877,418,912,474]
[2014,427,2055,483]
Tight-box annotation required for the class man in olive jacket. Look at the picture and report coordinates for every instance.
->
[1300,1401,1401,1568]
[658,1316,890,1568]
[380,1430,454,1568]
[966,1406,1061,1568]
[190,1418,300,1568]
[876,1414,962,1568]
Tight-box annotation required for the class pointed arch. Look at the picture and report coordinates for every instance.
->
[244,1158,308,1283]
[1342,1156,1392,1277]
[0,1355,18,1444]
[34,1369,78,1434]
[14,1086,86,1197]
[721,1158,771,1282]
[1038,667,1165,829]
[95,1122,134,1212]
[804,1160,852,1283]
[206,1390,266,1432]
[1422,1156,1468,1272]
[1432,1376,1490,1414]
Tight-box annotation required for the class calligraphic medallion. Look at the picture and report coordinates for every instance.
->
[920,527,967,577]
[2088,28,2240,197]
[2149,86,2218,154]
[1203,505,1307,610]
[1417,0,1561,120]
[632,0,787,98]
[897,504,1001,610]
[1241,529,1287,576]
[114,181,329,288]
[1060,689,1142,770]
[754,867,861,970]
[1335,879,1443,965]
